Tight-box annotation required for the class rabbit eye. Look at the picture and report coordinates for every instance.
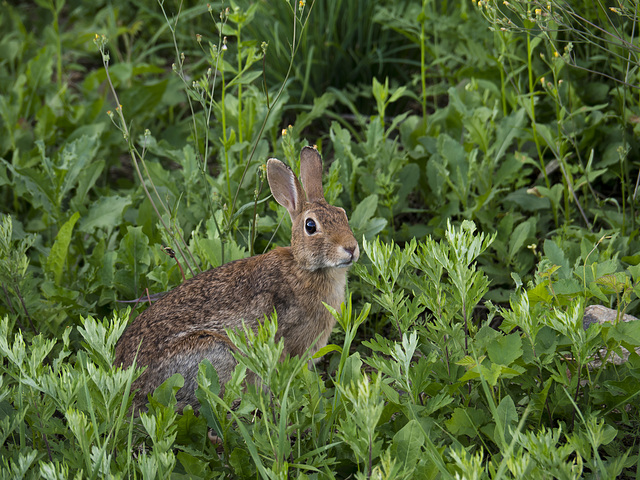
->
[305,218,317,234]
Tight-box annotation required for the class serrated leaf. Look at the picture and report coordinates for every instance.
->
[46,212,80,284]
[543,239,571,279]
[487,333,522,366]
[445,407,487,438]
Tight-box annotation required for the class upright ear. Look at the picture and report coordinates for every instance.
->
[299,146,325,202]
[267,158,304,218]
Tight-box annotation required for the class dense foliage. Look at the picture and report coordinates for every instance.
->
[1,0,640,478]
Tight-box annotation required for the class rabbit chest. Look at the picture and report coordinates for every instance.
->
[278,263,349,358]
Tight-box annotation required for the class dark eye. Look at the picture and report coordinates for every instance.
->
[305,218,317,234]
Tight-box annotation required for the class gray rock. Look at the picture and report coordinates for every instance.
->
[584,305,639,366]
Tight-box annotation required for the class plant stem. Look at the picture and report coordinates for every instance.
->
[420,0,428,120]
[15,282,37,335]
[229,0,317,220]
[526,29,558,228]
[237,23,244,166]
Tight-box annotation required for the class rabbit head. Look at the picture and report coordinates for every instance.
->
[267,146,360,271]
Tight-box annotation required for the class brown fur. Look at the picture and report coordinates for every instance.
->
[114,147,359,411]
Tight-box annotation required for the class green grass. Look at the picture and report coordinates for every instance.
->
[1,0,640,478]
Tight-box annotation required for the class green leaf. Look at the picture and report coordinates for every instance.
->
[152,373,184,409]
[115,226,151,297]
[543,239,571,279]
[228,448,255,478]
[175,406,208,448]
[312,343,342,359]
[350,194,387,240]
[195,359,224,437]
[445,407,487,438]
[341,352,363,387]
[46,212,80,284]
[608,320,640,346]
[391,419,424,471]
[494,395,517,447]
[487,333,523,366]
[79,195,132,233]
[350,194,379,230]
[508,219,534,261]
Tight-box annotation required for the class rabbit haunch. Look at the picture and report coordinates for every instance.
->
[114,146,359,411]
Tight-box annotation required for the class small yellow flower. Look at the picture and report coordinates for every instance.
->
[282,129,287,137]
[553,51,559,57]
[535,8,542,15]
[540,77,545,85]
[299,0,305,8]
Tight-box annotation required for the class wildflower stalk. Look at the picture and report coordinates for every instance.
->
[94,34,197,278]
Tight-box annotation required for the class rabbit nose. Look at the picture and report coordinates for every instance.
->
[343,245,358,262]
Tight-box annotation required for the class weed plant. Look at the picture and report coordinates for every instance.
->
[1,0,640,478]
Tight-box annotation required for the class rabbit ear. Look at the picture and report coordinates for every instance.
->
[267,158,304,217]
[299,146,324,202]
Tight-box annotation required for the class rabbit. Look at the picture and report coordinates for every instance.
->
[114,146,360,412]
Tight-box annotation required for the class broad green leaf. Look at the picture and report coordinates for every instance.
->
[359,217,387,241]
[46,212,80,284]
[228,448,255,478]
[391,419,424,471]
[534,122,557,150]
[79,195,132,233]
[527,282,553,304]
[350,194,378,230]
[608,320,640,346]
[152,373,184,409]
[494,395,517,447]
[492,108,525,162]
[175,406,208,448]
[487,333,523,366]
[508,219,534,261]
[445,407,487,438]
[341,352,363,387]
[543,239,571,279]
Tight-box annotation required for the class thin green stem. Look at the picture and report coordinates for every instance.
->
[420,0,428,120]
[99,45,197,278]
[229,0,316,221]
[526,29,558,228]
[237,24,244,167]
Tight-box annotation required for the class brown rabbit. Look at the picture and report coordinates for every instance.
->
[115,146,360,411]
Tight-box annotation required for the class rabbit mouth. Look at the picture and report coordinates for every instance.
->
[336,259,355,268]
